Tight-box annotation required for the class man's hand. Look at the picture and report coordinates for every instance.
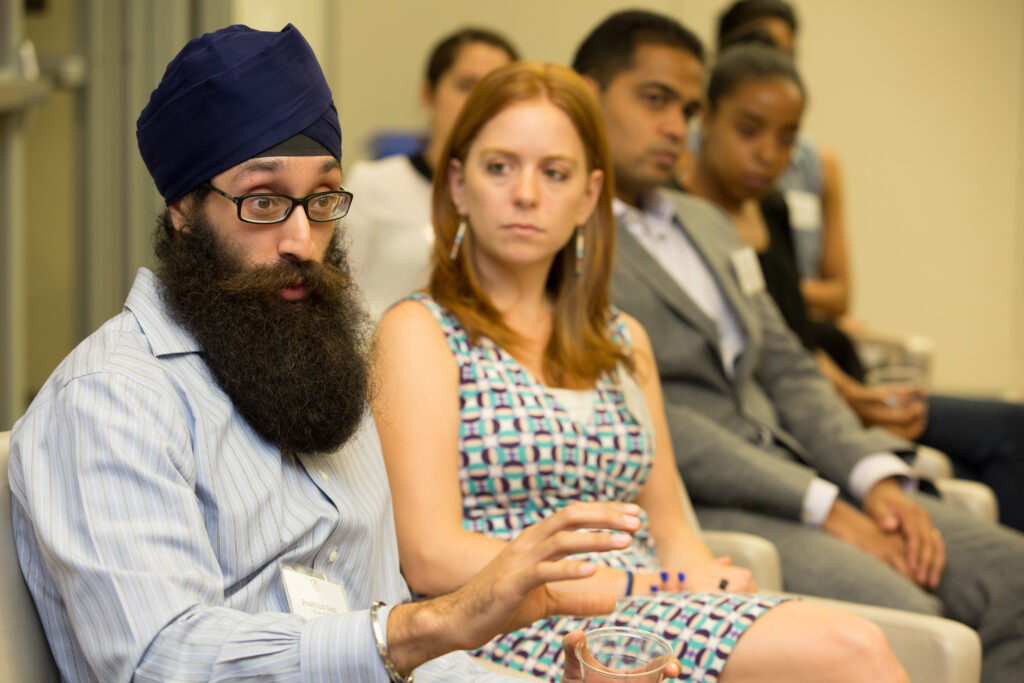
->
[863,478,945,589]
[387,502,643,674]
[839,381,928,440]
[822,499,910,578]
[563,630,681,681]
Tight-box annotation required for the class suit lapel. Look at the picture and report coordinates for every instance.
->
[668,194,764,382]
[615,217,721,347]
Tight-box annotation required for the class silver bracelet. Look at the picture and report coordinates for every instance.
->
[370,601,414,683]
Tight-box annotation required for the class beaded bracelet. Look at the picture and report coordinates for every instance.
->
[370,601,414,683]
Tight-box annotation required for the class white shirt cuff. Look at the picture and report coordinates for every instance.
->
[849,452,917,501]
[801,477,840,527]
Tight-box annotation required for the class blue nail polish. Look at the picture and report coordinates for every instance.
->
[660,571,669,583]
[650,585,659,593]
[677,571,686,583]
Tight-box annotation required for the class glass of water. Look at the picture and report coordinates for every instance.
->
[575,627,673,682]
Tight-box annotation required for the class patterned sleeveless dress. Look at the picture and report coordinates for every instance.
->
[413,295,790,682]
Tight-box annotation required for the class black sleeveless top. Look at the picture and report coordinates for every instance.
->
[757,192,815,351]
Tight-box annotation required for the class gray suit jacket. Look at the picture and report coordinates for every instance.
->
[610,190,910,520]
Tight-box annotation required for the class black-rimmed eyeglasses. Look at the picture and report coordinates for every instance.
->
[202,182,353,224]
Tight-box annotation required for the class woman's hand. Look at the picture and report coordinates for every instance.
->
[636,557,757,594]
[680,557,757,593]
[838,380,928,441]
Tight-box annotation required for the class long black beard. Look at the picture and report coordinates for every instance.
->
[154,212,371,455]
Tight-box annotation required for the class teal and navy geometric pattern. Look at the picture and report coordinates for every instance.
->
[413,294,790,682]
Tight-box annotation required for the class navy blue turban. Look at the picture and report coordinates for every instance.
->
[137,24,341,206]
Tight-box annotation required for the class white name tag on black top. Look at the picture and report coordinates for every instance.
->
[282,565,351,618]
[730,245,766,296]
[784,189,823,231]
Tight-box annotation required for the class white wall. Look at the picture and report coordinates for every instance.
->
[331,0,683,164]
[235,0,1024,395]
[231,0,335,75]
[787,0,1024,395]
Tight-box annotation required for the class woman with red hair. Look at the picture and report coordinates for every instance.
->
[371,61,905,683]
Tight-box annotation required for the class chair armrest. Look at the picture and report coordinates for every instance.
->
[1,432,62,682]
[935,479,999,524]
[474,656,546,680]
[913,446,955,479]
[703,530,783,592]
[782,594,981,683]
[852,329,935,381]
[912,446,998,523]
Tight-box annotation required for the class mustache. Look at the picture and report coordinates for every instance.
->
[218,256,349,301]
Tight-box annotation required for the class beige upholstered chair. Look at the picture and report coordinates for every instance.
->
[913,447,999,524]
[852,329,935,381]
[1,431,61,681]
[676,470,982,683]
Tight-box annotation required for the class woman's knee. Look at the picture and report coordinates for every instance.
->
[818,610,908,682]
[721,602,907,682]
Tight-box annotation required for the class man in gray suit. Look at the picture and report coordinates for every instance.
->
[573,9,1024,682]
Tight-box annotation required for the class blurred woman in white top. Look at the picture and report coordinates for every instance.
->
[346,27,519,317]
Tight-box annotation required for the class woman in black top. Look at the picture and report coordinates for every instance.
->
[682,43,1024,532]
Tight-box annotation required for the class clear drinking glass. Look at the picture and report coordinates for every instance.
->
[575,627,673,682]
[865,364,928,408]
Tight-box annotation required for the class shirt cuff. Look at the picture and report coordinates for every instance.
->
[849,452,916,501]
[301,608,390,682]
[801,477,840,527]
[301,606,513,682]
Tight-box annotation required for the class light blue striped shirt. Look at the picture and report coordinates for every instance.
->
[9,268,512,682]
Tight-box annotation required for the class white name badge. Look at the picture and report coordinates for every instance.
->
[730,245,767,296]
[281,565,351,619]
[784,189,823,232]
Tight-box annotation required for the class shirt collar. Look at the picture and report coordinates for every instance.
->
[613,189,678,237]
[124,267,203,357]
[614,189,676,219]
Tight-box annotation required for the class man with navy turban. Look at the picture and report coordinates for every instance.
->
[8,24,642,682]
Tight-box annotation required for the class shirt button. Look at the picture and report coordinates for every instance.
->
[319,469,329,483]
[328,549,338,563]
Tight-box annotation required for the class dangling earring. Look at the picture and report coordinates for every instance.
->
[574,226,585,277]
[449,217,467,260]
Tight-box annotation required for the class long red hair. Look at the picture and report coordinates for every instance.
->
[429,62,630,386]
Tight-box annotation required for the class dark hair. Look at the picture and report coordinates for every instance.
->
[156,183,211,239]
[424,27,520,93]
[571,9,705,88]
[719,24,780,51]
[717,0,798,51]
[706,43,805,112]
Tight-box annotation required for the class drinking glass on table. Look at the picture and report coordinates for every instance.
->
[575,627,673,682]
